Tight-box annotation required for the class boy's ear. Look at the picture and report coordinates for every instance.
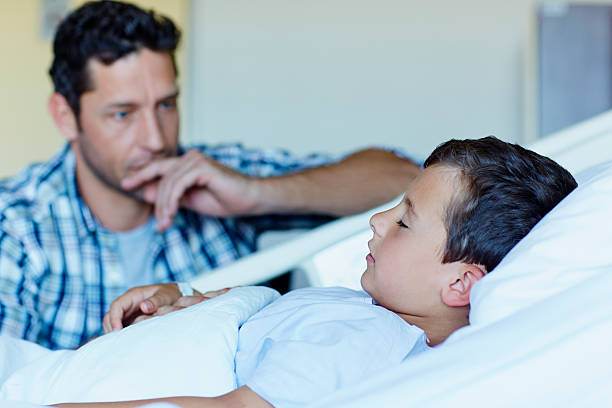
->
[441,264,486,307]
[48,93,79,142]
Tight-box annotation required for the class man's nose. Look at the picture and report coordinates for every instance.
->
[141,110,165,152]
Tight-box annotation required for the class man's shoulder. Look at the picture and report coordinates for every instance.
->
[181,143,334,176]
[0,145,72,226]
[182,143,268,162]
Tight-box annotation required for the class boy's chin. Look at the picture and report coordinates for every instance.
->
[360,269,371,293]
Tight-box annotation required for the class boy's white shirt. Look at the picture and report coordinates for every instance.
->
[235,286,425,408]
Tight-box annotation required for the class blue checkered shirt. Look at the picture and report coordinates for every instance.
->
[0,143,334,349]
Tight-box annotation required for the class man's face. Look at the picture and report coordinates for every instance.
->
[74,48,179,199]
[361,164,463,315]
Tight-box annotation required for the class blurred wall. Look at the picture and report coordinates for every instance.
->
[187,0,534,160]
[0,0,189,177]
[185,0,612,160]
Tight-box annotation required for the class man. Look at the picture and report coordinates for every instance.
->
[0,0,420,349]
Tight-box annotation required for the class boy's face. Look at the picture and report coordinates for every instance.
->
[361,164,465,316]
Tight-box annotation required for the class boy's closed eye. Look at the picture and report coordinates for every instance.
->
[396,219,409,228]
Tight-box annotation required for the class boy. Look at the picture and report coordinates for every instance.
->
[56,137,577,408]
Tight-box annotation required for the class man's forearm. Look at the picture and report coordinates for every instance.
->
[250,148,421,216]
[54,397,206,408]
[54,385,272,408]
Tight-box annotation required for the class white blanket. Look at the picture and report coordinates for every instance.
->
[0,286,279,406]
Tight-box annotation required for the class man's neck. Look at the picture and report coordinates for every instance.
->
[74,160,153,232]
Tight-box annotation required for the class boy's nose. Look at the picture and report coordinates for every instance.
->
[369,211,385,237]
[370,206,396,236]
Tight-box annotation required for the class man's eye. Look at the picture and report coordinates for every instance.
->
[159,100,176,110]
[113,111,129,120]
[396,220,409,228]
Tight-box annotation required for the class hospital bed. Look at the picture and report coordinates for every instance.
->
[2,110,612,407]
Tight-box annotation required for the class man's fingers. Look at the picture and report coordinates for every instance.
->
[158,168,211,230]
[104,299,138,333]
[138,285,182,315]
[121,158,176,190]
[202,287,232,299]
[103,284,180,333]
[173,295,206,308]
[153,305,183,317]
[104,287,229,333]
[139,299,156,314]
[132,314,154,325]
[102,313,113,334]
[155,154,211,231]
[138,181,160,204]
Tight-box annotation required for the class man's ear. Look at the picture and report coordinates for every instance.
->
[441,264,486,307]
[48,93,79,142]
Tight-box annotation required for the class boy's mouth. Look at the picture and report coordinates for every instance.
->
[366,241,375,263]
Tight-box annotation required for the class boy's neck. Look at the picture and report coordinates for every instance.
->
[397,306,470,347]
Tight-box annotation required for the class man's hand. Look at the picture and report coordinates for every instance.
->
[102,285,231,333]
[121,150,259,231]
[128,287,232,325]
[103,283,181,333]
[122,147,421,232]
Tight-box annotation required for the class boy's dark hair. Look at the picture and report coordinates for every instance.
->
[49,0,181,117]
[424,136,577,273]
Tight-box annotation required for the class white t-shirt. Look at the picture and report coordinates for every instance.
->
[235,287,427,407]
[115,217,157,288]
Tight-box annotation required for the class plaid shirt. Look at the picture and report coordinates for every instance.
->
[0,143,334,349]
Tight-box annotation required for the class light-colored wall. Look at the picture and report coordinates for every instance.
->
[0,0,189,177]
[186,0,612,160]
[187,0,536,160]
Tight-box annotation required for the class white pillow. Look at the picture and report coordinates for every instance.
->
[0,286,279,405]
[469,159,612,327]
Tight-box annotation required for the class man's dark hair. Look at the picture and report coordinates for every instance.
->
[49,0,181,117]
[424,136,577,273]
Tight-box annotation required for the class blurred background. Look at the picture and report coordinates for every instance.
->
[1,0,611,176]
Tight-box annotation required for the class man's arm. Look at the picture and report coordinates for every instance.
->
[0,230,43,344]
[250,148,420,216]
[121,147,421,231]
[54,386,272,408]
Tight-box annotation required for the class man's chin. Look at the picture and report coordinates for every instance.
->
[109,176,149,203]
[120,186,148,203]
